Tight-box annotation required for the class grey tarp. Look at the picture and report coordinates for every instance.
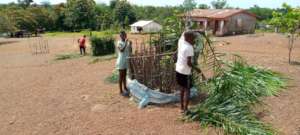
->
[127,79,198,108]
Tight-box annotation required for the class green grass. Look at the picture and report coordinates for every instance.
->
[44,30,118,37]
[186,60,287,135]
[89,54,117,64]
[54,53,82,60]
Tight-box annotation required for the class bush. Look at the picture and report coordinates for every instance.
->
[90,36,115,56]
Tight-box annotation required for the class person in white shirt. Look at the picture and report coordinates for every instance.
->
[176,31,200,113]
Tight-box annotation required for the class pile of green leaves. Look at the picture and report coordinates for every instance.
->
[187,60,286,135]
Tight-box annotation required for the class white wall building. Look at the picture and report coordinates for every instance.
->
[130,20,162,33]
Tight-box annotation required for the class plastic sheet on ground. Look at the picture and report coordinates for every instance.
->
[127,79,198,108]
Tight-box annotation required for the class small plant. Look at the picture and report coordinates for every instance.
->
[105,70,119,84]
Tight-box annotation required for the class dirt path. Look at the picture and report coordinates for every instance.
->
[0,33,299,135]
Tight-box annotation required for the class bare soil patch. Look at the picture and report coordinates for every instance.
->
[0,33,299,135]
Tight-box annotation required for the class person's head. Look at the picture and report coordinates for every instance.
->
[120,31,127,41]
[83,35,86,38]
[184,31,196,45]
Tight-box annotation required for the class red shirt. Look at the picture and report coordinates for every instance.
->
[79,37,86,47]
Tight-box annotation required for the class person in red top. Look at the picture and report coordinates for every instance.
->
[78,35,86,55]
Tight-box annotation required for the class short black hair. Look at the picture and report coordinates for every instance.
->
[83,35,86,37]
[120,30,126,36]
[184,31,196,39]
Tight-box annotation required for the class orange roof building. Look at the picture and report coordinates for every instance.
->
[183,9,257,36]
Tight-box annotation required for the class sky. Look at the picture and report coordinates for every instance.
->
[0,0,300,9]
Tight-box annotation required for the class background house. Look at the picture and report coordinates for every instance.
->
[183,9,257,36]
[130,20,162,33]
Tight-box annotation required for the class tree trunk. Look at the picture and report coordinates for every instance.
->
[288,34,295,64]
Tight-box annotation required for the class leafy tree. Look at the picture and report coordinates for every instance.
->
[28,7,55,30]
[109,0,119,9]
[211,0,227,9]
[95,3,114,30]
[17,0,33,8]
[64,0,96,30]
[198,4,210,9]
[0,12,17,33]
[181,0,197,11]
[53,3,67,31]
[270,4,300,64]
[5,7,37,32]
[248,5,274,21]
[113,0,136,29]
[41,0,51,8]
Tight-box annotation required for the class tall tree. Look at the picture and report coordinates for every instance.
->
[182,0,197,11]
[64,0,96,30]
[211,0,227,9]
[17,0,33,8]
[270,3,300,64]
[53,3,67,31]
[198,4,210,9]
[28,7,55,30]
[0,12,17,33]
[113,0,136,29]
[41,0,51,8]
[248,5,274,21]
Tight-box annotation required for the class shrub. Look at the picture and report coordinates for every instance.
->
[90,36,115,56]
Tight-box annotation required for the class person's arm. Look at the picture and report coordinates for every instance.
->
[118,41,127,52]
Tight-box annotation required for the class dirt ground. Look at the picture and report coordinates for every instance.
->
[0,33,299,135]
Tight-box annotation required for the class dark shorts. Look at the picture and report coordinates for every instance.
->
[176,72,191,89]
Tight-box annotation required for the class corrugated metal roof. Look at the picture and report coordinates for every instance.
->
[184,9,256,19]
[130,20,154,27]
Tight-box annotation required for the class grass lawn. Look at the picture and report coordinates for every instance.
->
[44,30,118,37]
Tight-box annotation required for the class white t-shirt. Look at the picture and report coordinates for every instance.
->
[176,38,194,75]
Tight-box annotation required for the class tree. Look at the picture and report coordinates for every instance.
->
[53,3,67,31]
[17,0,33,8]
[0,12,17,33]
[248,5,274,21]
[181,0,197,11]
[198,4,210,9]
[41,0,51,8]
[113,0,136,29]
[64,0,96,30]
[211,0,227,9]
[270,4,300,64]
[28,7,55,30]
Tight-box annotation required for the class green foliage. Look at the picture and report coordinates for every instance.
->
[17,0,33,8]
[90,36,115,56]
[113,0,136,29]
[28,7,55,30]
[198,4,210,9]
[248,5,275,21]
[270,4,300,63]
[159,10,184,51]
[64,0,96,30]
[181,0,197,11]
[0,11,17,33]
[0,0,185,32]
[211,0,227,9]
[270,4,300,34]
[186,60,286,135]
